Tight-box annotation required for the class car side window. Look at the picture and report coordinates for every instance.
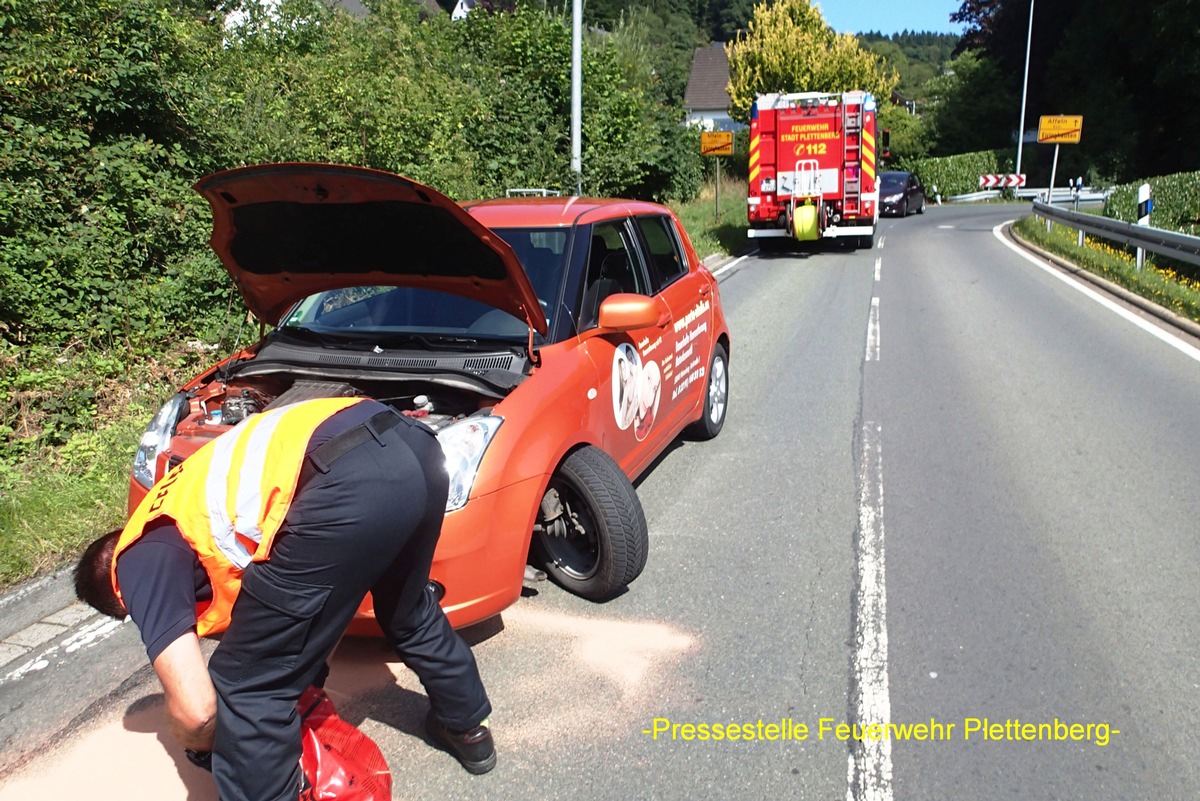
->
[578,221,645,330]
[635,215,688,294]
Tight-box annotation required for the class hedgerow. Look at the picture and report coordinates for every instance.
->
[1103,171,1200,236]
[0,0,705,466]
[899,149,1013,198]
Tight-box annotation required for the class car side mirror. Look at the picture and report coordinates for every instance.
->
[597,294,661,332]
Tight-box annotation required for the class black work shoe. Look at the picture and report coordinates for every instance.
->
[425,710,496,774]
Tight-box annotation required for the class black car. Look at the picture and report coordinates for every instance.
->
[879,171,926,217]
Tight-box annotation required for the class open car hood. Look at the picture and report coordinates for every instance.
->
[195,163,548,334]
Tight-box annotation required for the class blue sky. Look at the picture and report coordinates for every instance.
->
[817,0,966,36]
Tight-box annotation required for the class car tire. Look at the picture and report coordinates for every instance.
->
[901,199,909,217]
[917,196,926,213]
[531,446,648,600]
[686,343,728,440]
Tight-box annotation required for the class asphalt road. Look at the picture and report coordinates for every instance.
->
[1,203,1198,800]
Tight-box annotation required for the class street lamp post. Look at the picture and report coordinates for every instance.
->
[1014,0,1035,181]
[571,0,582,195]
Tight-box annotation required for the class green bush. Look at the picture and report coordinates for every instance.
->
[0,0,708,463]
[1099,171,1200,283]
[0,0,233,352]
[1103,171,1200,236]
[899,149,1013,198]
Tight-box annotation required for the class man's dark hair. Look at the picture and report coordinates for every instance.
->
[74,529,126,619]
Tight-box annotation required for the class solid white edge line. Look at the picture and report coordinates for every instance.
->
[993,221,1200,364]
[711,253,750,278]
[847,421,892,801]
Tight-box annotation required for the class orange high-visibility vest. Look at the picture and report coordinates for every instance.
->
[112,396,367,636]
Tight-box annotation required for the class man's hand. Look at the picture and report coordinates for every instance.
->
[153,632,217,752]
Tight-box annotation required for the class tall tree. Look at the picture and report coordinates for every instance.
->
[724,0,897,122]
[952,0,1200,180]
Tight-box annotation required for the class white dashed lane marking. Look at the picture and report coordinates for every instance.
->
[865,297,880,362]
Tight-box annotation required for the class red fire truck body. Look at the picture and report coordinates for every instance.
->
[747,91,879,248]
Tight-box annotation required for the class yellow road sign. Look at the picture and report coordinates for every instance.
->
[701,131,734,157]
[1038,115,1083,144]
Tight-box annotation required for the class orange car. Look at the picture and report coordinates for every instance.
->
[128,163,731,632]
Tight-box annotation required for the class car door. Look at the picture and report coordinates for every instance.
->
[910,174,925,210]
[630,213,715,445]
[576,217,687,476]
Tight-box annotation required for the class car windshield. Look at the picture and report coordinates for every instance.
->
[279,227,569,344]
[880,175,906,192]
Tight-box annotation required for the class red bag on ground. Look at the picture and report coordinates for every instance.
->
[298,686,392,801]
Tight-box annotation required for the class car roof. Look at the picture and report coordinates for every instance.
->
[463,196,676,229]
[879,171,912,179]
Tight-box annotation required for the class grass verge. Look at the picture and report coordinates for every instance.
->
[1013,215,1200,324]
[671,177,749,260]
[0,417,142,584]
[0,348,212,589]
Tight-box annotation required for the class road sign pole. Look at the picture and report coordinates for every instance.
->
[715,157,721,222]
[1045,144,1060,230]
[700,131,733,221]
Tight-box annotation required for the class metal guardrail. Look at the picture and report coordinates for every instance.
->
[946,187,1110,204]
[1031,201,1200,268]
[945,190,1002,203]
[1019,187,1111,203]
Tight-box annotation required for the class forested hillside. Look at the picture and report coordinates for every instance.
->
[857,31,959,95]
[947,0,1200,182]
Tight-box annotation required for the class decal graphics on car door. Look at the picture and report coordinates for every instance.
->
[633,215,713,439]
[579,220,673,473]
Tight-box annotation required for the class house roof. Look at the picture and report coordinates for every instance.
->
[683,43,732,112]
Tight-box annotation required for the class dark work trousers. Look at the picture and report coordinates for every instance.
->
[208,414,491,801]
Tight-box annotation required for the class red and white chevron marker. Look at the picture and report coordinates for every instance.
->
[979,174,1027,188]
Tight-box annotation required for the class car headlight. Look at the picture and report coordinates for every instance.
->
[883,193,903,203]
[132,392,189,490]
[437,415,502,512]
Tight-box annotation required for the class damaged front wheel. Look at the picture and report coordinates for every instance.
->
[531,446,648,600]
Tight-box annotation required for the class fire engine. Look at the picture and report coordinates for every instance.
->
[747,90,879,248]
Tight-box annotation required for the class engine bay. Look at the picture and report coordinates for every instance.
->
[182,375,496,436]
